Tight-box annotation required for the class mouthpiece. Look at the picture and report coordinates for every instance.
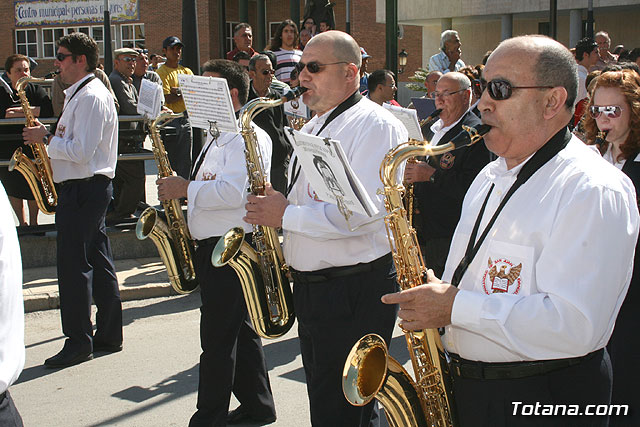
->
[44,70,59,79]
[595,130,608,146]
[450,124,492,149]
[281,86,307,102]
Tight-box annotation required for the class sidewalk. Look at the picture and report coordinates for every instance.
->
[22,257,175,312]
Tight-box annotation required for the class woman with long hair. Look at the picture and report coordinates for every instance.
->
[267,20,302,84]
[582,68,640,426]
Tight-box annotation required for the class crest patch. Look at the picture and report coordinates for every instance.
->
[440,152,455,169]
[482,257,522,295]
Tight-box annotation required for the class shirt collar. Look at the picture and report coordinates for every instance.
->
[430,113,465,135]
[63,73,93,97]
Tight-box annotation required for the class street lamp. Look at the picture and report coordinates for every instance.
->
[398,49,408,74]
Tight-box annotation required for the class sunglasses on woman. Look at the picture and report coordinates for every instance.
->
[482,79,554,101]
[290,61,349,80]
[589,105,623,119]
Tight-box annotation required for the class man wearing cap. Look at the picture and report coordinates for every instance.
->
[157,36,194,179]
[226,23,257,61]
[358,47,371,94]
[107,48,146,224]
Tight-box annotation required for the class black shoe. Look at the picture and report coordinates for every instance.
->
[44,348,92,368]
[227,406,276,425]
[93,341,123,353]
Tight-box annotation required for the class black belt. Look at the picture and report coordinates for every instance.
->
[448,348,603,380]
[59,174,110,187]
[290,253,392,284]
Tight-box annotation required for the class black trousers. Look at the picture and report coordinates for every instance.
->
[163,116,193,180]
[189,237,276,427]
[111,159,145,218]
[0,391,23,427]
[293,256,398,427]
[452,349,613,427]
[55,177,122,352]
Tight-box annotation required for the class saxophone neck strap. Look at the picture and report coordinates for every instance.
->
[450,127,572,287]
[53,75,95,135]
[285,90,362,197]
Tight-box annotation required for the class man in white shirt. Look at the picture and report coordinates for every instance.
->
[156,59,276,427]
[244,30,408,426]
[383,35,639,426]
[23,32,122,369]
[0,182,25,426]
[428,30,465,74]
[574,37,599,104]
[404,72,489,277]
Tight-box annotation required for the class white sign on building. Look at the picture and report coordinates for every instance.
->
[14,0,139,27]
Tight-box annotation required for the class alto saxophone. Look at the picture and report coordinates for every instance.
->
[8,76,57,214]
[136,111,198,294]
[343,124,491,427]
[211,87,306,339]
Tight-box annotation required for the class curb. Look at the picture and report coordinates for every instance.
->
[23,282,180,313]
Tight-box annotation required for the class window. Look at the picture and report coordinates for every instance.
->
[91,26,116,56]
[226,21,239,52]
[42,28,64,58]
[121,23,145,49]
[16,29,38,57]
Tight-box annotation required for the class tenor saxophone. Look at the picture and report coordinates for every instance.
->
[211,87,306,339]
[8,76,57,214]
[342,124,491,427]
[135,111,198,294]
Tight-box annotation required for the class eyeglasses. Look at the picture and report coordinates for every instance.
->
[55,52,73,62]
[431,88,467,99]
[483,79,554,101]
[290,60,349,80]
[589,105,623,119]
[119,56,137,63]
[260,69,275,76]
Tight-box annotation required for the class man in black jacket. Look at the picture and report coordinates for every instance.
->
[247,54,291,194]
[404,71,491,276]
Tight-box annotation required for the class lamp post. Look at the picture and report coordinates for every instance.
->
[398,49,408,74]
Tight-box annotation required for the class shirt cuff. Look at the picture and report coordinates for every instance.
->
[282,204,303,232]
[450,289,486,329]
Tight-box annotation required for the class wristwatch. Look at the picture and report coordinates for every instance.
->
[42,133,52,145]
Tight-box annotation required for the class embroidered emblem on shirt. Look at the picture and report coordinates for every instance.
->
[440,152,455,169]
[482,257,522,294]
[57,124,66,138]
[202,172,216,181]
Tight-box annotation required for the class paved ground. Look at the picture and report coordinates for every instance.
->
[10,295,411,426]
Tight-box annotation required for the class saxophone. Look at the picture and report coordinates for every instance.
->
[342,124,491,427]
[135,111,198,294]
[211,87,306,339]
[8,76,57,215]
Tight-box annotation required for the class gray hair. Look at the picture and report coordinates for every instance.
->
[498,35,578,109]
[595,31,610,43]
[248,54,270,71]
[234,23,252,36]
[440,30,459,50]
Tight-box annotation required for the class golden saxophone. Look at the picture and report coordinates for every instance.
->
[211,87,306,339]
[343,124,491,427]
[8,76,57,215]
[136,111,198,294]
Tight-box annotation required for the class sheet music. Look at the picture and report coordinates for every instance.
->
[178,75,238,133]
[383,103,423,141]
[285,127,378,218]
[136,78,163,119]
[283,96,310,119]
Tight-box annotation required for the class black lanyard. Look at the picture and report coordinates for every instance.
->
[53,75,95,134]
[450,127,572,287]
[190,136,219,180]
[285,90,362,197]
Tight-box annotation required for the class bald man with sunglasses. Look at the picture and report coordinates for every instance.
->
[383,35,639,426]
[244,30,407,426]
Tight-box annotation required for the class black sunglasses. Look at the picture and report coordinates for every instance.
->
[290,60,349,80]
[55,52,73,62]
[260,69,275,76]
[483,79,554,101]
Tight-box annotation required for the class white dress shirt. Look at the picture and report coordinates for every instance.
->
[187,122,272,240]
[0,183,24,393]
[442,135,639,362]
[577,64,589,105]
[282,96,408,271]
[429,115,465,146]
[47,74,118,182]
[428,51,465,74]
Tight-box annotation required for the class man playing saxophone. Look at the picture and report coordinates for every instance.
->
[22,32,122,368]
[382,35,639,426]
[156,59,277,426]
[244,30,407,426]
